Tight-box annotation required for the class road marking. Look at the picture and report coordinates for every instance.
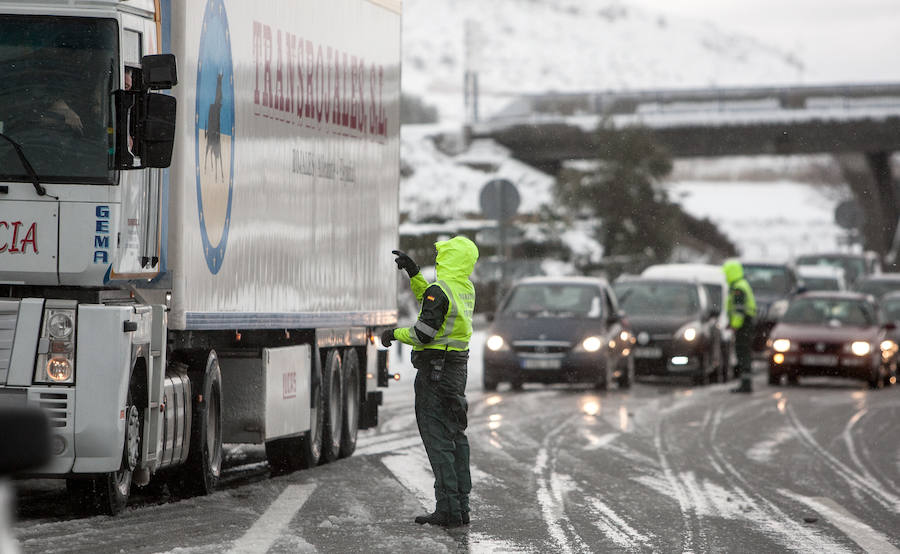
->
[381,448,436,509]
[228,484,316,554]
[587,497,652,548]
[779,490,900,554]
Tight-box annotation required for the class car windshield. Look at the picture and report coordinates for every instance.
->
[781,298,875,327]
[884,299,900,322]
[502,283,603,318]
[0,15,118,184]
[613,281,700,317]
[702,283,722,315]
[802,277,840,291]
[856,279,900,299]
[743,265,792,296]
[796,256,866,285]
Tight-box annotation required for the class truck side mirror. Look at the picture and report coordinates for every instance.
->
[140,93,177,168]
[141,54,178,90]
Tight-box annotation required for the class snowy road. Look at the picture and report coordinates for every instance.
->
[10,336,900,553]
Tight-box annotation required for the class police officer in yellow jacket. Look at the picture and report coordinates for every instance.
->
[724,259,757,393]
[381,236,479,528]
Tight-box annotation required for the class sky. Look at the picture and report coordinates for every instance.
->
[628,0,900,84]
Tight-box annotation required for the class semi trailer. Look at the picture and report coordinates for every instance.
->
[0,0,401,514]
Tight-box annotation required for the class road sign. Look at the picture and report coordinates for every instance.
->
[834,200,862,230]
[480,179,520,221]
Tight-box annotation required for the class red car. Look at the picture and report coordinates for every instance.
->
[767,292,897,388]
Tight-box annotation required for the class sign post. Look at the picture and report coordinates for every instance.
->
[479,179,520,309]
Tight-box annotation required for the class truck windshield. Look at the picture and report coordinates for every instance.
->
[0,15,118,184]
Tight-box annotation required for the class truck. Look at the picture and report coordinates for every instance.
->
[0,0,400,514]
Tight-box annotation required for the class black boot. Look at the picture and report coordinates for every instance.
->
[414,511,464,528]
[462,511,470,525]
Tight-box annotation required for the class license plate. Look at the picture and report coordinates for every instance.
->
[801,354,838,367]
[633,347,662,359]
[521,358,562,370]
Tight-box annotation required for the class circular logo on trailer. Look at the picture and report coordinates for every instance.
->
[194,0,235,274]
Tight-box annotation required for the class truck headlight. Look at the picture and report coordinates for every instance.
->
[850,341,871,356]
[581,336,603,352]
[34,305,76,385]
[48,312,74,339]
[46,357,72,382]
[772,339,791,353]
[486,335,508,351]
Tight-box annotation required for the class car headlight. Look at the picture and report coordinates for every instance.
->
[772,339,791,353]
[486,335,509,352]
[881,340,897,352]
[46,357,72,382]
[582,336,603,352]
[850,341,871,356]
[676,322,701,342]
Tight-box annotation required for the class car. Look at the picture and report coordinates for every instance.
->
[612,276,722,385]
[797,264,846,292]
[854,273,900,299]
[483,276,634,391]
[795,251,881,288]
[740,261,800,357]
[641,263,734,380]
[766,291,897,388]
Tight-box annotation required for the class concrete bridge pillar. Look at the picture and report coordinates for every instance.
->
[835,152,899,260]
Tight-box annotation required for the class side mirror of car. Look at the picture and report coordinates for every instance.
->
[885,321,897,331]
[607,311,623,324]
[141,54,178,90]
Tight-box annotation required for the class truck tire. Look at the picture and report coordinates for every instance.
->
[171,351,223,497]
[67,385,140,515]
[339,348,360,458]
[320,349,343,464]
[296,350,324,469]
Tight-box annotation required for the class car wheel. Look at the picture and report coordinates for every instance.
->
[693,354,710,386]
[483,365,499,391]
[787,373,799,386]
[510,376,524,391]
[768,372,781,386]
[617,357,634,389]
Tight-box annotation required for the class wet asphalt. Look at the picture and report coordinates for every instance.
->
[10,368,900,553]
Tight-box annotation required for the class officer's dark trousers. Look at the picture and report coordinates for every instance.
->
[735,318,755,381]
[412,350,471,517]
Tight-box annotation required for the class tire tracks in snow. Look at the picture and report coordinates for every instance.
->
[785,403,900,512]
[704,401,851,552]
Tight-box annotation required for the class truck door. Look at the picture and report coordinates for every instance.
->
[109,21,163,279]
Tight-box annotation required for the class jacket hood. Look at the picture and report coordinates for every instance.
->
[723,259,744,285]
[435,236,479,280]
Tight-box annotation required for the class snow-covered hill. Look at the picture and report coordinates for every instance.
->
[403,0,805,122]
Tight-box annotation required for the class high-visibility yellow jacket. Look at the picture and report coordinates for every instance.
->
[723,259,757,330]
[393,236,479,351]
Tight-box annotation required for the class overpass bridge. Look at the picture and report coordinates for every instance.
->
[470,83,900,257]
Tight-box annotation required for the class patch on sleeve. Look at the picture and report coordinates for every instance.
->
[426,295,435,301]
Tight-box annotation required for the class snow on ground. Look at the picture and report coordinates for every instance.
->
[667,180,850,261]
[403,0,805,123]
[401,126,554,220]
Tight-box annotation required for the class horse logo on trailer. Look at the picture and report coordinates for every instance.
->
[194,0,235,274]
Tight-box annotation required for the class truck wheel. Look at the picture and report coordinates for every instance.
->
[173,351,223,497]
[67,387,140,515]
[296,350,324,469]
[320,349,343,464]
[339,348,360,458]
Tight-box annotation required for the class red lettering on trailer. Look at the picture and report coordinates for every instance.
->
[0,221,38,254]
[252,20,389,142]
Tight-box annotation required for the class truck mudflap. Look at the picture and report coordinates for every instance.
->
[360,390,382,429]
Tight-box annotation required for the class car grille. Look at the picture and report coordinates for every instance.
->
[512,341,571,354]
[798,342,843,355]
